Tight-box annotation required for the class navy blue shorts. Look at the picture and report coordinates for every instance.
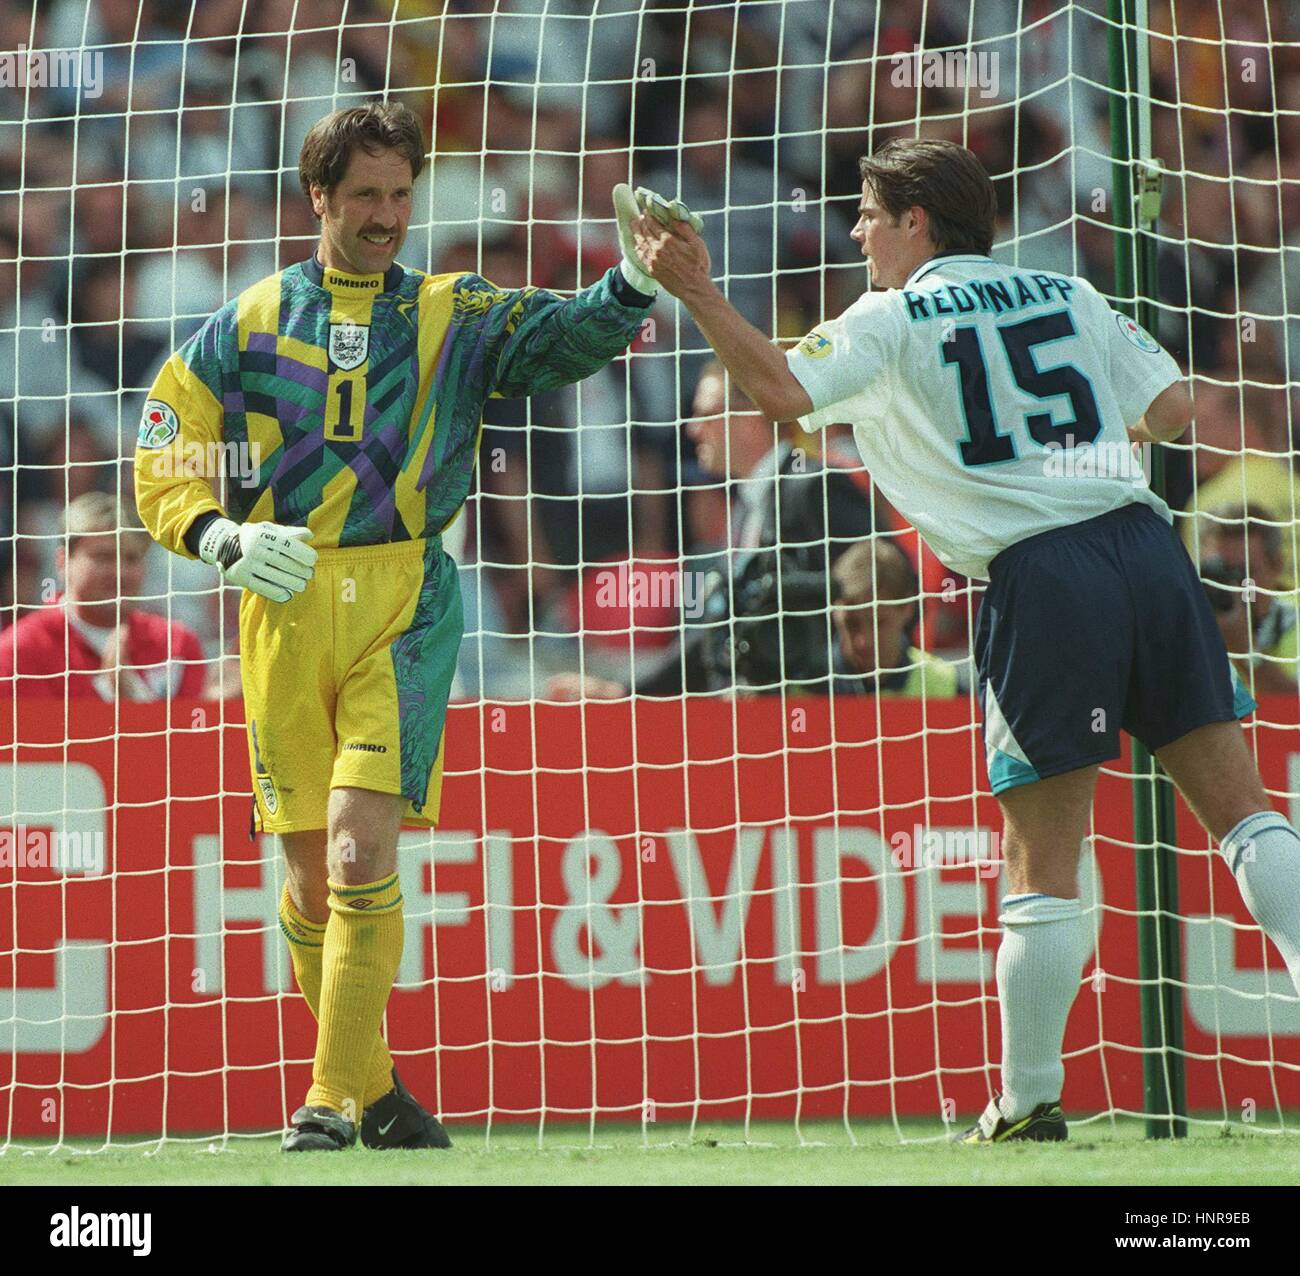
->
[974,502,1255,795]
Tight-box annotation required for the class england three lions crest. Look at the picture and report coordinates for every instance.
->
[329,321,370,371]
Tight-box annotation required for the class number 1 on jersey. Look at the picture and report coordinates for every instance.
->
[324,369,365,442]
[943,326,1014,466]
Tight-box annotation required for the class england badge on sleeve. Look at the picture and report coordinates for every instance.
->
[329,321,370,370]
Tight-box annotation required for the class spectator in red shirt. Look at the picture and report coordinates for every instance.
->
[0,494,206,700]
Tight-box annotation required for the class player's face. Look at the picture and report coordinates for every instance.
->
[315,146,414,275]
[851,182,914,289]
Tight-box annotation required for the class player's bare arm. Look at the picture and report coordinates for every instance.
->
[1128,378,1193,445]
[630,214,814,422]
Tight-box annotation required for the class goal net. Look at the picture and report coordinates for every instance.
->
[1,0,1298,1148]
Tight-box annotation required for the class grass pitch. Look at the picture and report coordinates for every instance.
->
[2,1118,1298,1186]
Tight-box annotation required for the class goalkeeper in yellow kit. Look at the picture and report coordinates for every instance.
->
[134,101,698,1151]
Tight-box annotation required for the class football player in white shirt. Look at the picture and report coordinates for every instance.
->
[625,137,1300,1143]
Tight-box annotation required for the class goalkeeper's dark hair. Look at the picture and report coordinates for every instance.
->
[299,101,425,206]
[858,138,997,256]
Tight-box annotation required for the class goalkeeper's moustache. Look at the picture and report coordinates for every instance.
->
[198,518,317,603]
[612,183,703,294]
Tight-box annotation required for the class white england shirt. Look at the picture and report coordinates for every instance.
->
[786,253,1182,580]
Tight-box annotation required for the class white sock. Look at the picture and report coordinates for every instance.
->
[996,893,1087,1121]
[1220,811,1300,995]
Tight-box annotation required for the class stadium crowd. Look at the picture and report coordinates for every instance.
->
[1,0,1298,701]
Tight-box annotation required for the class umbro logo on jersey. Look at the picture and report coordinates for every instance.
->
[343,742,388,753]
[325,272,380,290]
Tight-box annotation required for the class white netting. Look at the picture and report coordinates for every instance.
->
[0,0,1297,1148]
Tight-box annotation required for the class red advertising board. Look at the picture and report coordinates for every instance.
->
[2,696,1297,1136]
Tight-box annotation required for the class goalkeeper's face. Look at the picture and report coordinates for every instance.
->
[313,146,414,275]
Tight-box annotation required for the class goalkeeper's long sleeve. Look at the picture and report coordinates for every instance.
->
[134,355,228,559]
[138,255,655,558]
[471,266,653,400]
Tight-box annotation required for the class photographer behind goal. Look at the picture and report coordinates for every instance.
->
[549,360,876,697]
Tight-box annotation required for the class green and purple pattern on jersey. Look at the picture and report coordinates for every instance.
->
[416,269,651,536]
[169,263,647,548]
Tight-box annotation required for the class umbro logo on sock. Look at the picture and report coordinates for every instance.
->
[348,898,374,909]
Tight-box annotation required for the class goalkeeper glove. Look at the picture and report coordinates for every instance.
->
[197,517,317,603]
[612,183,704,294]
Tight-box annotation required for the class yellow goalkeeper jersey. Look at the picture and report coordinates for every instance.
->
[134,255,651,554]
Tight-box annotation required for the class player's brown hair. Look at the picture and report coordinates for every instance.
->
[858,138,997,256]
[298,101,426,208]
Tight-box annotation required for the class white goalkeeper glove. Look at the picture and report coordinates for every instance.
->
[612,183,704,294]
[197,517,317,603]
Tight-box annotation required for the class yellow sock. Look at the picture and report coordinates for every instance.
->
[305,873,405,1119]
[279,883,397,1110]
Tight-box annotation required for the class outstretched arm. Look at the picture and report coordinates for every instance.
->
[631,216,813,423]
[486,267,654,398]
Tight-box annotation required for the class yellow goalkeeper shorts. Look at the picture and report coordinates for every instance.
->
[238,537,462,834]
